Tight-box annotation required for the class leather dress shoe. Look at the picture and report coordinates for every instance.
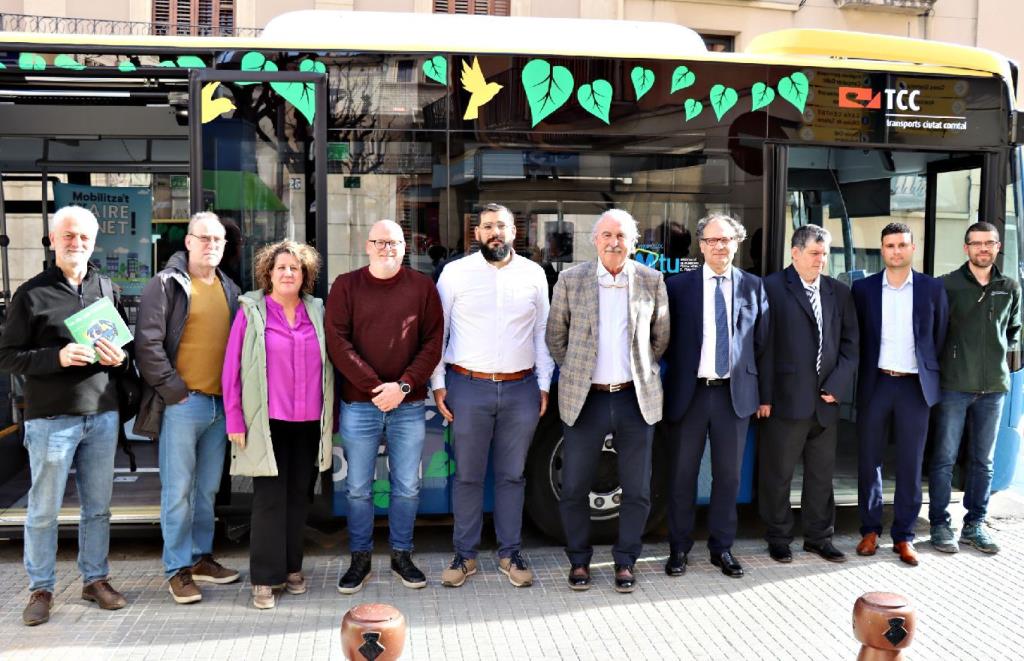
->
[893,541,919,566]
[803,540,847,563]
[768,543,792,563]
[613,564,636,593]
[856,532,879,556]
[664,552,688,576]
[709,550,744,578]
[567,564,591,591]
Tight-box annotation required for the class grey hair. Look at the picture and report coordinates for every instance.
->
[478,203,513,224]
[187,211,224,235]
[49,205,98,234]
[696,213,747,242]
[591,208,640,251]
[791,224,832,249]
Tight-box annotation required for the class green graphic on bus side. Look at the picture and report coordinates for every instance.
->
[631,66,655,100]
[710,84,739,121]
[752,82,776,111]
[423,55,447,85]
[236,52,322,123]
[118,60,137,72]
[18,53,45,70]
[424,450,455,478]
[522,59,574,127]
[577,79,612,124]
[54,55,85,71]
[372,479,391,509]
[670,65,696,93]
[683,98,703,122]
[778,71,809,113]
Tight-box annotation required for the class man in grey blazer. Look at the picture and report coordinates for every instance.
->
[546,209,670,593]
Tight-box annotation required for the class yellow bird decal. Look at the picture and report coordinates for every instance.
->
[461,57,503,121]
[200,81,236,123]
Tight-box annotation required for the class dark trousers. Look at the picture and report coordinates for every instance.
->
[666,383,749,555]
[560,389,653,566]
[249,419,320,585]
[857,374,931,543]
[446,370,541,559]
[758,415,837,546]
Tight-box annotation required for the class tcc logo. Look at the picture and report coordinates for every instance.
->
[838,86,921,111]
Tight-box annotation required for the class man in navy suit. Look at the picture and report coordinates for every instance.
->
[663,214,769,578]
[758,225,859,564]
[851,222,948,566]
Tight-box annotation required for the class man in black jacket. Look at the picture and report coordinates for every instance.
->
[758,225,859,564]
[0,205,130,626]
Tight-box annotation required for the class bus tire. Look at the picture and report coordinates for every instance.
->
[524,399,668,545]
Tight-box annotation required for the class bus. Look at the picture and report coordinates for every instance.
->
[0,10,1021,541]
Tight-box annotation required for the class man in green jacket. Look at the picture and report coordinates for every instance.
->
[929,221,1021,555]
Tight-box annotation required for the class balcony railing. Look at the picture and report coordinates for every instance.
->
[0,13,262,37]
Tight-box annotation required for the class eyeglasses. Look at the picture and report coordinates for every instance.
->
[700,237,737,248]
[189,233,226,246]
[368,239,405,250]
[966,240,1000,248]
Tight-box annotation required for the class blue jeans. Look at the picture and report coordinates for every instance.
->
[23,411,118,592]
[928,389,1005,527]
[159,393,226,576]
[340,400,424,552]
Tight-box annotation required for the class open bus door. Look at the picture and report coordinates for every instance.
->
[187,68,330,532]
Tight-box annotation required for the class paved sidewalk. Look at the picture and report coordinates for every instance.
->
[1,494,1022,660]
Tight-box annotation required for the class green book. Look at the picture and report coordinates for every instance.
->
[64,297,133,362]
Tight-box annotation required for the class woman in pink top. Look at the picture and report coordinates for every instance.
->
[222,240,334,610]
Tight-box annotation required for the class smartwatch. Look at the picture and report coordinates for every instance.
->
[398,381,412,395]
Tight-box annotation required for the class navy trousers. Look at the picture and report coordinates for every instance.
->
[857,373,931,543]
[559,389,653,566]
[666,383,749,555]
[446,369,541,559]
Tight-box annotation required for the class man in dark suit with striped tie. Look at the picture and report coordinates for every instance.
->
[758,225,859,564]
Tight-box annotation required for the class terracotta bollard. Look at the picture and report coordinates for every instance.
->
[852,592,916,661]
[341,603,407,660]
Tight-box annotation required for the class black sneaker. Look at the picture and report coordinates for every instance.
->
[337,551,372,594]
[390,550,427,589]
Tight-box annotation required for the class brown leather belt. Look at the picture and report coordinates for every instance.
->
[879,369,915,378]
[591,381,634,392]
[450,364,533,382]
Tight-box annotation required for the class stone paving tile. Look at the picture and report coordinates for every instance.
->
[0,498,1022,660]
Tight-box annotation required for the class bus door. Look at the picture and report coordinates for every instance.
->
[773,144,999,505]
[187,69,329,525]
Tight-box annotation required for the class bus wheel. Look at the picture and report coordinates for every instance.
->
[525,411,668,545]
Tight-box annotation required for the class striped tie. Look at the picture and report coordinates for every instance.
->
[805,284,822,373]
[714,276,729,378]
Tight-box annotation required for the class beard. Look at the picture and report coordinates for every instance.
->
[480,240,512,262]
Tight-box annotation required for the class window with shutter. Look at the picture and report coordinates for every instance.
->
[433,0,510,15]
[152,0,236,36]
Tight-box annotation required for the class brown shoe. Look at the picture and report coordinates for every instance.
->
[856,533,879,556]
[894,541,919,566]
[168,569,202,604]
[82,579,127,610]
[190,555,240,584]
[285,571,307,595]
[23,590,52,626]
[252,585,275,609]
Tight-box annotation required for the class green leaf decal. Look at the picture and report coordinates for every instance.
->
[158,60,176,67]
[670,65,696,93]
[237,51,276,85]
[423,55,447,85]
[577,79,612,124]
[521,59,574,127]
[372,479,390,509]
[710,84,738,121]
[54,55,85,71]
[176,55,206,69]
[117,60,137,73]
[751,82,775,111]
[778,72,809,114]
[424,450,455,478]
[18,53,45,71]
[0,62,5,69]
[270,59,324,124]
[630,66,655,100]
[683,99,703,122]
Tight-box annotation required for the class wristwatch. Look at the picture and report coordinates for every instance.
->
[398,381,412,395]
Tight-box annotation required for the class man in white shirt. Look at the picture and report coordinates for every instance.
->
[433,203,554,588]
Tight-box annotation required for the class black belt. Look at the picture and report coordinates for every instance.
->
[697,378,730,387]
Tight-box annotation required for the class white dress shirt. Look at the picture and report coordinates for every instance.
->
[698,264,733,379]
[430,251,554,391]
[879,269,918,373]
[591,259,632,385]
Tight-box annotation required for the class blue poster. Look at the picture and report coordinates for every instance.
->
[53,184,153,296]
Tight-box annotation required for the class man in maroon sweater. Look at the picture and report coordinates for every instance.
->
[326,219,443,594]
